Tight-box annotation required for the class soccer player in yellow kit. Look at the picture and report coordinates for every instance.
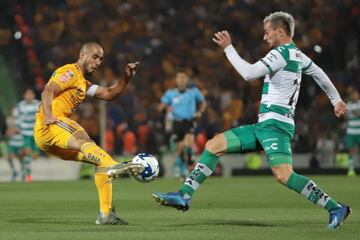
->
[34,42,144,225]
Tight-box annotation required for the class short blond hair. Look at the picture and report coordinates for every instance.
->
[263,11,295,37]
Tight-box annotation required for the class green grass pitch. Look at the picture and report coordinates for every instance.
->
[0,176,359,240]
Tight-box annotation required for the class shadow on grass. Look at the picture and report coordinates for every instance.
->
[173,218,323,228]
[168,219,281,228]
[6,217,89,225]
[6,217,317,230]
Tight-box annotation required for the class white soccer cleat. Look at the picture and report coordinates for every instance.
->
[107,161,145,178]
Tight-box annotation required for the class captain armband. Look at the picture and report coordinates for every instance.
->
[86,84,99,97]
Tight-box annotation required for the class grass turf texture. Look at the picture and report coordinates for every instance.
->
[0,176,359,240]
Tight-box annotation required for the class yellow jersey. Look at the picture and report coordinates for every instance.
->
[38,63,93,118]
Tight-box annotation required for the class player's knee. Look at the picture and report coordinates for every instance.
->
[71,138,93,150]
[272,167,292,184]
[205,134,226,156]
[274,173,288,184]
[183,133,194,146]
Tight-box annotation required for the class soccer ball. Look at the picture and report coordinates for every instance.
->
[131,153,160,182]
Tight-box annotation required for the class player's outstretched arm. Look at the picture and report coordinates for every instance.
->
[212,31,269,81]
[302,57,347,118]
[41,82,61,125]
[93,62,139,101]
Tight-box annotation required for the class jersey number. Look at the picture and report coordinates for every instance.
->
[289,79,300,106]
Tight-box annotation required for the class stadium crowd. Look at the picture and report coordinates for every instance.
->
[1,0,359,160]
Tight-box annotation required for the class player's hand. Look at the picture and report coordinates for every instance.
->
[124,62,140,78]
[44,114,58,126]
[334,100,347,118]
[212,30,232,49]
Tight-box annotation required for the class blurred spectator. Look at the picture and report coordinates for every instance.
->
[1,0,359,157]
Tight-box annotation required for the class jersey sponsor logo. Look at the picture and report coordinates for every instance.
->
[270,143,278,150]
[58,70,74,83]
[264,142,278,151]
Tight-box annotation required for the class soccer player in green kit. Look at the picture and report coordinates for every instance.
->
[17,88,40,182]
[153,11,351,229]
[346,87,360,176]
[6,106,24,181]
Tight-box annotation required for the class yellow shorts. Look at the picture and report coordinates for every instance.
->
[34,114,85,160]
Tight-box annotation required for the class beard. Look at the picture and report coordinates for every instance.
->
[83,62,93,76]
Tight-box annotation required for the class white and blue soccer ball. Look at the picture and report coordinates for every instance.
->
[131,153,160,182]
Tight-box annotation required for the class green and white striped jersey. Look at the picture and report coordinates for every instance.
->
[17,99,40,137]
[8,108,23,147]
[258,43,308,125]
[224,42,341,129]
[346,100,360,135]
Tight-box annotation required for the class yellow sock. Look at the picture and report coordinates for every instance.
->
[80,142,118,167]
[95,167,112,215]
[76,152,84,161]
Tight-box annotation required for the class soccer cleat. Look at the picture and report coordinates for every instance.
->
[328,204,352,229]
[107,161,145,178]
[152,192,190,211]
[95,207,128,225]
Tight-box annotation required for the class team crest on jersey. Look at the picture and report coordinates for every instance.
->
[58,70,74,83]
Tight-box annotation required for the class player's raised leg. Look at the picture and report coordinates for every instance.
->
[67,130,144,177]
[153,125,258,210]
[153,133,226,210]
